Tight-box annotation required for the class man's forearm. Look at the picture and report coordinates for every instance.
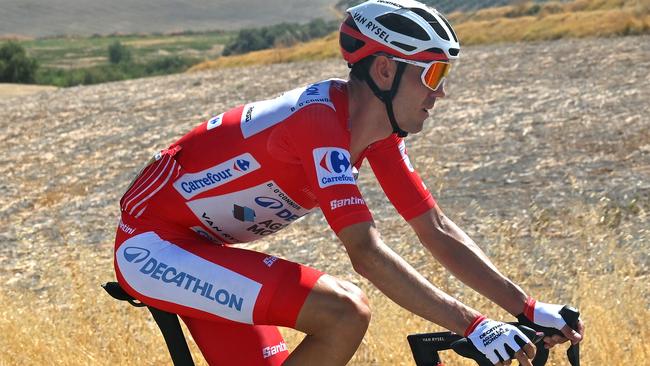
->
[413,209,528,316]
[342,225,480,335]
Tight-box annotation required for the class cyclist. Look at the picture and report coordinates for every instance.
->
[113,0,584,365]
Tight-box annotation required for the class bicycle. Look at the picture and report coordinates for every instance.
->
[103,281,580,366]
[407,306,581,366]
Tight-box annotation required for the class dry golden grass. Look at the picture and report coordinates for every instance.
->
[189,0,650,71]
[0,196,647,365]
[188,33,340,72]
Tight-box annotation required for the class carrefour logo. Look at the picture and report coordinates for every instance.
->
[173,153,261,199]
[312,147,355,188]
[123,247,150,263]
[319,150,350,174]
[234,159,250,172]
[254,196,283,209]
[207,113,224,131]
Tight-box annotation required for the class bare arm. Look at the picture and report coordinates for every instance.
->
[337,221,481,335]
[408,204,528,316]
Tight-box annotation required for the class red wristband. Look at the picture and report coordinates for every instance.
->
[523,296,536,321]
[464,314,487,337]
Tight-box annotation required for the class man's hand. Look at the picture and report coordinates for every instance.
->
[521,297,584,349]
[465,316,536,366]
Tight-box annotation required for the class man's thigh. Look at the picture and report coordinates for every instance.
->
[115,227,323,327]
[181,317,289,365]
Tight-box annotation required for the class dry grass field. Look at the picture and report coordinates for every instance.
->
[0,34,648,365]
[190,0,650,72]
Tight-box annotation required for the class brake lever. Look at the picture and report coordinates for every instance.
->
[450,325,544,366]
[517,306,581,366]
[560,306,581,366]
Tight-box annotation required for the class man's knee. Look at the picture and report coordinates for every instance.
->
[331,277,371,326]
[296,275,371,334]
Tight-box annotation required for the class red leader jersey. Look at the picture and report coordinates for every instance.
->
[119,79,435,244]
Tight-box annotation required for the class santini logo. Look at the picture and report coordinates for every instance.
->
[262,341,288,359]
[330,196,365,210]
[313,147,355,188]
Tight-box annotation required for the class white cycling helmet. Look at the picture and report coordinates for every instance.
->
[340,0,460,64]
[339,0,460,137]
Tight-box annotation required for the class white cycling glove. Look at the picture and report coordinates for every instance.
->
[465,316,531,365]
[522,296,567,330]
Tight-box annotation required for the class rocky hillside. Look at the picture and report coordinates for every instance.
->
[1,34,648,292]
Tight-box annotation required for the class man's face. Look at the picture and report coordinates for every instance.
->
[392,62,447,134]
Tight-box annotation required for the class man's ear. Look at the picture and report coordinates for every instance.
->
[369,55,396,90]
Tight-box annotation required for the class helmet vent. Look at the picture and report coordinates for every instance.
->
[340,32,366,54]
[425,47,444,55]
[344,14,361,32]
[390,41,416,52]
[409,7,436,23]
[409,7,449,41]
[439,14,459,43]
[376,13,430,41]
[449,48,459,57]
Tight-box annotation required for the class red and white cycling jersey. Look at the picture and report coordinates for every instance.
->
[120,78,435,242]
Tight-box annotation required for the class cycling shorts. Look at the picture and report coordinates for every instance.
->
[114,212,323,365]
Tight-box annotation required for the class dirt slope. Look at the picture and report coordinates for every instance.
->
[0,32,647,311]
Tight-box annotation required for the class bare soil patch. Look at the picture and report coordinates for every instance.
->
[0,83,58,97]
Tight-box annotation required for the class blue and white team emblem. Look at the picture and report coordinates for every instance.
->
[312,147,355,188]
[234,159,250,172]
[207,113,224,130]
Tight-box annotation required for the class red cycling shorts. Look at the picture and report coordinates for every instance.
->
[114,212,323,365]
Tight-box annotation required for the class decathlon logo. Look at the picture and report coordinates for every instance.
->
[123,247,150,264]
[173,153,261,199]
[254,196,283,209]
[313,147,355,188]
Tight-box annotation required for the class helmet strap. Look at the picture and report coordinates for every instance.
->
[363,62,408,138]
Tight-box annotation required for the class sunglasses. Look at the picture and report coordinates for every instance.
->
[388,56,452,91]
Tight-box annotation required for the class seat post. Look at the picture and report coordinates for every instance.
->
[102,282,195,366]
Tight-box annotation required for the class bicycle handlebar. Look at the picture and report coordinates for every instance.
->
[407,306,580,366]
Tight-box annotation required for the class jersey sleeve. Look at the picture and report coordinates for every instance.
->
[366,134,436,221]
[285,105,373,233]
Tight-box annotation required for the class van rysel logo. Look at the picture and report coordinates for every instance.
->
[312,147,355,188]
[173,153,261,199]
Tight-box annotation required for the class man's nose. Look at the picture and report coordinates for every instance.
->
[430,81,446,98]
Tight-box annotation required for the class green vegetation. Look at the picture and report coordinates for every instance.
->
[108,41,133,64]
[222,19,338,56]
[3,31,232,87]
[34,43,199,87]
[0,42,39,83]
[192,0,650,71]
